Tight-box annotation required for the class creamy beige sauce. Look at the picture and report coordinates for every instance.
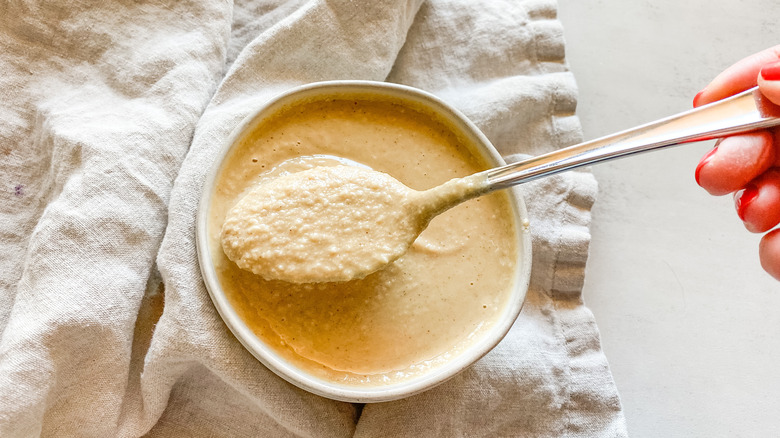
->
[208,96,518,384]
[221,163,489,283]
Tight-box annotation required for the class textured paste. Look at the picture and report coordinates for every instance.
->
[221,164,488,283]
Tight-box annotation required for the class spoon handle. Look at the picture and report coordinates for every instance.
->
[484,87,780,190]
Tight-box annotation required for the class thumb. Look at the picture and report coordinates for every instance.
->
[758,61,780,106]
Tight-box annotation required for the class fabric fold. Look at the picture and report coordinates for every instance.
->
[0,1,230,436]
[147,1,424,437]
[0,0,627,436]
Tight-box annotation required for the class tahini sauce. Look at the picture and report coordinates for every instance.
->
[208,96,518,384]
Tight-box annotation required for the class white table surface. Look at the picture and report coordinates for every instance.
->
[557,1,780,436]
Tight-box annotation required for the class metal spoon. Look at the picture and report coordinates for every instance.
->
[224,87,780,283]
[416,86,780,225]
[483,86,780,191]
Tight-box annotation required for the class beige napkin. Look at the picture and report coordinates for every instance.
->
[0,0,627,436]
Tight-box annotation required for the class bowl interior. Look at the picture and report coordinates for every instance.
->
[196,81,532,403]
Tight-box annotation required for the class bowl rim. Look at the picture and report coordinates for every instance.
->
[195,80,533,403]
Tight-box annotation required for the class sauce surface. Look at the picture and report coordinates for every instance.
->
[208,95,518,384]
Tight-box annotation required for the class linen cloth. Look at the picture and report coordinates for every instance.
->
[0,0,628,436]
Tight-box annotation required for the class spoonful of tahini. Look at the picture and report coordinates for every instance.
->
[221,87,780,283]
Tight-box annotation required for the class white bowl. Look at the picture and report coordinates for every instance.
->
[196,81,532,403]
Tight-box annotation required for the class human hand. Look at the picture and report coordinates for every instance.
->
[693,46,780,280]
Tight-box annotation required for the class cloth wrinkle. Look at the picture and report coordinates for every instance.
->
[0,1,627,437]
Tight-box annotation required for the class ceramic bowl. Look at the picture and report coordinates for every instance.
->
[196,80,532,402]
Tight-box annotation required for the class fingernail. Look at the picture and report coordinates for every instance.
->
[693,90,705,107]
[735,183,759,221]
[695,146,718,186]
[760,61,780,81]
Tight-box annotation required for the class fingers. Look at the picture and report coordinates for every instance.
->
[695,47,780,281]
[757,61,780,106]
[695,131,777,196]
[733,168,780,233]
[759,229,780,281]
[694,45,780,107]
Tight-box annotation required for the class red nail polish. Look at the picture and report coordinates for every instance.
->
[760,61,780,81]
[693,90,705,107]
[735,184,759,221]
[695,146,718,186]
